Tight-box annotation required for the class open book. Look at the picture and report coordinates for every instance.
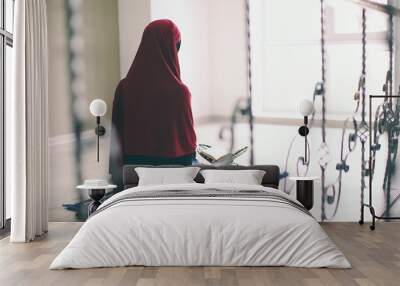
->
[197,144,248,166]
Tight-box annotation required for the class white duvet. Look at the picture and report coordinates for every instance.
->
[50,183,351,269]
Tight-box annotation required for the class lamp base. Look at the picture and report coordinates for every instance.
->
[95,125,106,136]
[298,126,309,137]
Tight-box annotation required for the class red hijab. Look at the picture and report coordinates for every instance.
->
[111,19,197,159]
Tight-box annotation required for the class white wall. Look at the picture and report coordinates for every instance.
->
[47,0,120,221]
[118,0,151,78]
[47,0,120,136]
[151,0,212,119]
[208,0,248,116]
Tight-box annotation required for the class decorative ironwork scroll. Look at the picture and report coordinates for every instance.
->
[245,0,255,165]
[368,10,400,218]
[62,0,86,220]
[219,0,255,165]
[358,8,368,224]
[282,3,370,221]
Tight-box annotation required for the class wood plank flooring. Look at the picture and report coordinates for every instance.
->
[0,222,399,286]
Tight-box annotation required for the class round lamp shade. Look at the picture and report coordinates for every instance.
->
[90,99,107,117]
[299,100,314,117]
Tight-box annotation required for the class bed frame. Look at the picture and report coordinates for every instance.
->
[123,164,280,189]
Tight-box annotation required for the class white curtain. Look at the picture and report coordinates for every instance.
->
[8,0,49,242]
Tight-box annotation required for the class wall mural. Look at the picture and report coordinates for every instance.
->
[57,0,400,223]
[365,6,400,229]
[63,0,86,220]
[279,0,400,223]
[242,0,400,223]
[280,0,368,221]
[62,1,199,221]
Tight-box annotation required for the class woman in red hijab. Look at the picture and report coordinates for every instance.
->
[109,19,197,186]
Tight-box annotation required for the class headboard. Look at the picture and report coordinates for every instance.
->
[122,164,280,189]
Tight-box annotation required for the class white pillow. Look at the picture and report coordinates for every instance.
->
[200,169,266,185]
[135,167,201,186]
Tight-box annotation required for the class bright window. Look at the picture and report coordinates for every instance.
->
[250,0,390,120]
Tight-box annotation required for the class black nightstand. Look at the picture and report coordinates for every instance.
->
[77,184,117,215]
[289,177,318,210]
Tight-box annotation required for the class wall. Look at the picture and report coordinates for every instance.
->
[47,0,120,137]
[118,0,151,78]
[47,0,247,221]
[47,0,71,137]
[46,0,399,222]
[208,0,248,117]
[150,0,212,118]
[146,0,397,221]
[47,0,120,221]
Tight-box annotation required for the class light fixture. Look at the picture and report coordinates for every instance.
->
[90,99,107,162]
[298,100,314,164]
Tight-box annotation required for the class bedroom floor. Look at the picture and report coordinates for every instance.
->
[0,222,399,286]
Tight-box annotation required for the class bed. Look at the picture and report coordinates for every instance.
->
[50,165,350,269]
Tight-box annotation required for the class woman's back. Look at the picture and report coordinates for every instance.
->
[109,19,197,186]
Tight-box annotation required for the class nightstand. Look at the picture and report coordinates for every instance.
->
[77,183,117,215]
[289,177,319,210]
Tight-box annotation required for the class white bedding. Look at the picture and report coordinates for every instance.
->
[50,183,351,269]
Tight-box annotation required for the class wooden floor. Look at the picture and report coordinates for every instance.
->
[0,222,399,286]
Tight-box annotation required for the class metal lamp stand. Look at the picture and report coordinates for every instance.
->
[298,116,310,164]
[95,116,106,162]
[359,95,400,230]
